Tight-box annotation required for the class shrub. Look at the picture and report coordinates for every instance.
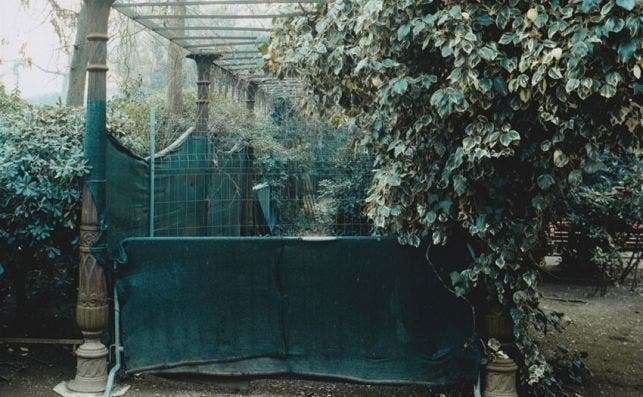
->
[0,85,87,313]
[0,85,152,312]
[265,0,642,393]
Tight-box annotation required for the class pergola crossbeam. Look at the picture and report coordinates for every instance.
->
[114,0,323,6]
[183,42,257,48]
[156,26,274,31]
[113,0,308,106]
[219,55,261,60]
[171,35,259,40]
[217,60,260,65]
[133,12,314,19]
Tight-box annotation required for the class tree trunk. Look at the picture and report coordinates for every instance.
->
[65,2,89,107]
[166,1,185,116]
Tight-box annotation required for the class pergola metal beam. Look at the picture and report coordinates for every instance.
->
[218,55,261,60]
[155,26,273,31]
[217,59,260,64]
[112,0,308,106]
[114,0,323,6]
[209,49,260,54]
[182,41,256,48]
[133,12,313,19]
[170,35,259,40]
[226,66,260,70]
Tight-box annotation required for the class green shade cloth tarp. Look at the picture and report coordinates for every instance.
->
[115,237,480,385]
[97,135,248,262]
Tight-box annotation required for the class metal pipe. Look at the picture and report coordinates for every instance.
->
[149,107,156,237]
[103,288,122,397]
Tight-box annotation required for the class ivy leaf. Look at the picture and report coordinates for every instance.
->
[616,0,635,10]
[432,230,444,245]
[392,78,408,95]
[479,46,498,61]
[565,78,580,93]
[617,39,638,62]
[553,150,569,168]
[388,172,402,186]
[537,174,555,190]
[500,130,520,146]
[522,272,536,287]
[449,5,462,19]
[495,256,506,269]
[426,210,437,225]
[581,0,601,13]
[531,195,544,210]
[548,67,563,80]
[599,84,616,98]
[567,170,583,186]
[479,78,493,92]
[453,175,467,196]
[397,24,411,41]
[499,33,514,45]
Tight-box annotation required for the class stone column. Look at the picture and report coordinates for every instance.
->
[66,0,114,394]
[187,53,219,135]
[245,81,257,114]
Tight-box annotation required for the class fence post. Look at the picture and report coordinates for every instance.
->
[149,107,156,237]
[240,81,257,235]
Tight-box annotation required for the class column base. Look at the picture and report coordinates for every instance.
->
[54,381,130,397]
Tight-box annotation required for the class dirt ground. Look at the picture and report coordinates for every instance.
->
[0,281,641,397]
[537,282,642,397]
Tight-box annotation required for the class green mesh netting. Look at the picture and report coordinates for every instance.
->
[115,237,480,385]
[96,134,249,262]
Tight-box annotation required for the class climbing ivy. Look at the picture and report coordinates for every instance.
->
[265,0,641,393]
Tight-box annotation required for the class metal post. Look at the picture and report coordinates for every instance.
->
[240,81,257,235]
[149,107,156,237]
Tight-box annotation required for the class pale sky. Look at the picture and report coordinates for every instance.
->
[0,0,286,101]
[0,0,80,99]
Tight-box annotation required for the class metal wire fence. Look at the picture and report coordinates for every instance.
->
[149,120,373,237]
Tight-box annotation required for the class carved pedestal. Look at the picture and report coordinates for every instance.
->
[483,303,519,397]
[484,356,519,397]
[68,224,109,393]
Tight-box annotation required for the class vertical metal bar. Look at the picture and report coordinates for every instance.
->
[149,107,157,237]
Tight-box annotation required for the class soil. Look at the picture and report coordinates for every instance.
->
[0,281,640,397]
[537,282,642,397]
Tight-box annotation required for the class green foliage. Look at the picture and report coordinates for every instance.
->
[561,150,642,289]
[266,0,642,393]
[0,84,87,277]
[0,84,168,281]
[257,95,370,235]
[108,86,195,155]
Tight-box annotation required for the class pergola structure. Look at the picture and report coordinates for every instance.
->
[112,0,314,111]
[59,1,314,396]
[58,2,516,397]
